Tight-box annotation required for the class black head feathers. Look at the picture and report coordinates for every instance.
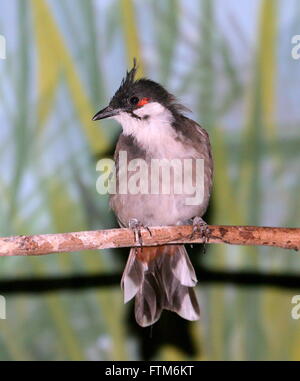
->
[114,59,138,99]
[109,59,189,116]
[121,58,138,90]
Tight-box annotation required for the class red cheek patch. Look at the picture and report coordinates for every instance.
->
[137,97,150,107]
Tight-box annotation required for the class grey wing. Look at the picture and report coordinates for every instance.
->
[180,117,214,215]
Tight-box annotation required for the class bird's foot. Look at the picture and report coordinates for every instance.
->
[129,218,152,247]
[189,216,210,253]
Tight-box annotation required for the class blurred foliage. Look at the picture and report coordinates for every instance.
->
[0,0,299,360]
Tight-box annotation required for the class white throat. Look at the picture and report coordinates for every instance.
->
[113,102,176,154]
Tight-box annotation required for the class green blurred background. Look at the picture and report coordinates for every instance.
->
[0,0,300,360]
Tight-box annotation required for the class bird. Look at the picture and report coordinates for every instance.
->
[93,61,213,327]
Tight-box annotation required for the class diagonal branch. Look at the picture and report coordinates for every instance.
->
[0,225,299,257]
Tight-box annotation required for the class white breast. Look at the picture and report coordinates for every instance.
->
[113,102,194,158]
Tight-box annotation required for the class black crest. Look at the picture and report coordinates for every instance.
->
[110,59,190,116]
[121,58,138,90]
[111,59,138,104]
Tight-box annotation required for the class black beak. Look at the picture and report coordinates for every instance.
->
[92,106,120,121]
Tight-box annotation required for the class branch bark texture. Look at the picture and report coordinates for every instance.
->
[0,225,299,257]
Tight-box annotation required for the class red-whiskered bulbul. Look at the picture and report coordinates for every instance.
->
[93,61,213,327]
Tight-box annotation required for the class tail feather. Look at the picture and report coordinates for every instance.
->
[165,285,200,321]
[121,245,200,327]
[135,272,164,327]
[121,250,144,303]
[168,247,198,287]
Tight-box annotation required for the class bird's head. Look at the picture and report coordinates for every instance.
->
[92,60,187,130]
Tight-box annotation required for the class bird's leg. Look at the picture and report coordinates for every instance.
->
[128,218,152,248]
[189,216,210,253]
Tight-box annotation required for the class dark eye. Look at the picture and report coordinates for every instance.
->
[129,96,139,105]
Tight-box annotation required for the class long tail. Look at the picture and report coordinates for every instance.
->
[121,245,200,327]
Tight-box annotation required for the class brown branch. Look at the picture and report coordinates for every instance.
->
[0,225,299,257]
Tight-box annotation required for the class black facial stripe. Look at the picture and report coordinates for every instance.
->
[128,110,142,120]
